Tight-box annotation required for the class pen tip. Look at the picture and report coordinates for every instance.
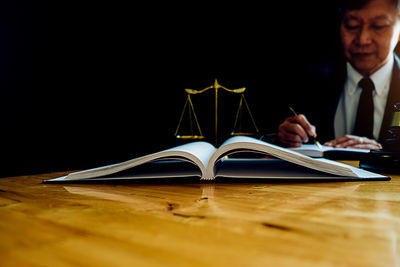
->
[315,141,322,149]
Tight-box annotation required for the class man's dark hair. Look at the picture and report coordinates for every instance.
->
[339,0,400,16]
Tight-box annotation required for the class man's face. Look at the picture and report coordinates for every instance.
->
[340,0,400,76]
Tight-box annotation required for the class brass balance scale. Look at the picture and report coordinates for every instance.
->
[174,79,259,145]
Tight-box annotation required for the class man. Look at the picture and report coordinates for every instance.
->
[278,0,400,150]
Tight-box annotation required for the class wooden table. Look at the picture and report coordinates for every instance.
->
[0,162,399,266]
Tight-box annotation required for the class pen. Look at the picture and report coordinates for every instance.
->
[288,106,323,149]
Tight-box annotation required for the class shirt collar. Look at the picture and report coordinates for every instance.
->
[346,54,394,96]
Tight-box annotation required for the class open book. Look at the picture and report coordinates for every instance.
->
[44,136,388,183]
[291,144,370,158]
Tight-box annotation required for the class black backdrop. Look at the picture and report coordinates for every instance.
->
[0,1,340,175]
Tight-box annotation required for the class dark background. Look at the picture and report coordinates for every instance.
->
[0,1,341,176]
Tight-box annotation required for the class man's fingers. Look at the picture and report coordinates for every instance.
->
[324,135,382,150]
[279,118,309,143]
[278,114,317,147]
[289,115,316,137]
[278,131,303,147]
[352,143,382,150]
[334,139,358,148]
[325,135,357,147]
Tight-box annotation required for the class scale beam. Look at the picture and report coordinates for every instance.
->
[185,79,246,95]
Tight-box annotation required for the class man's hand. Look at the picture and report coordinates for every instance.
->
[324,134,382,150]
[278,114,317,147]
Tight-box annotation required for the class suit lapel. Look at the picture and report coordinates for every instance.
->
[379,54,400,141]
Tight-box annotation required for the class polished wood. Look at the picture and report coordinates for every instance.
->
[0,162,399,266]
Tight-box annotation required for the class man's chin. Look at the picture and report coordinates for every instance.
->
[350,60,378,76]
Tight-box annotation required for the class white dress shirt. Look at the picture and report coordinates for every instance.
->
[334,55,393,140]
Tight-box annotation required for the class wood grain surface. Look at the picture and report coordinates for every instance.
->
[0,163,399,266]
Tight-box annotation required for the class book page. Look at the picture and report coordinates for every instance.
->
[48,141,216,182]
[215,158,371,179]
[205,136,384,180]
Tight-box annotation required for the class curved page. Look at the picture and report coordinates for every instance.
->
[204,136,358,180]
[53,141,216,181]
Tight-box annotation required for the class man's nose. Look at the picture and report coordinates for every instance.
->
[356,27,372,45]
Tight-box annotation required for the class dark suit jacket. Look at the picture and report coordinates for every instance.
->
[290,54,400,145]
